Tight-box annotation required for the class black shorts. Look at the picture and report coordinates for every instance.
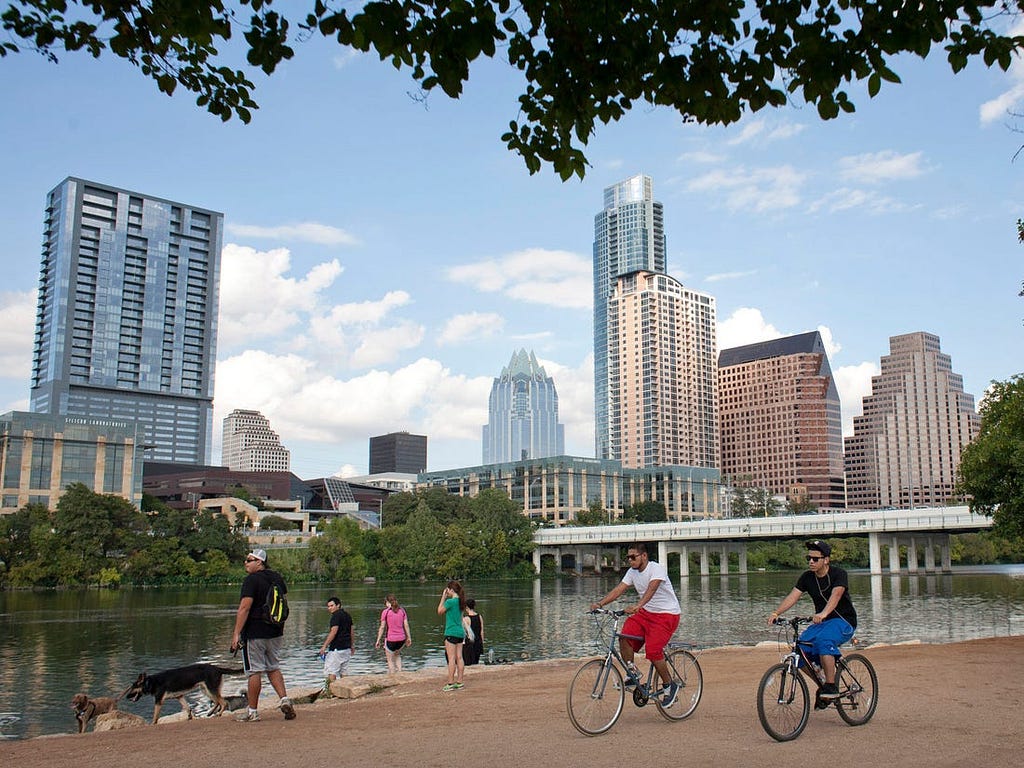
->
[444,635,465,645]
[386,639,405,652]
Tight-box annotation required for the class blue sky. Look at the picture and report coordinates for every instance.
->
[1,29,1022,479]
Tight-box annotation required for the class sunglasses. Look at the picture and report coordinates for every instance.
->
[806,555,824,563]
[627,554,643,560]
[244,557,260,563]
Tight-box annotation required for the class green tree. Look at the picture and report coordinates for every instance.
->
[573,498,607,526]
[5,2,1024,178]
[957,375,1024,540]
[624,500,667,523]
[258,514,297,531]
[307,517,368,580]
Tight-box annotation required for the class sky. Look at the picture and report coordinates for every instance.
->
[1,21,1022,480]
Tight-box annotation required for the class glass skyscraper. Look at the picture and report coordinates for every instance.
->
[30,177,222,464]
[482,349,565,464]
[593,174,666,460]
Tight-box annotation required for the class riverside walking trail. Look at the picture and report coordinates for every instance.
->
[4,636,1021,768]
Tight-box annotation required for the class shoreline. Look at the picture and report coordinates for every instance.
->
[3,634,1023,767]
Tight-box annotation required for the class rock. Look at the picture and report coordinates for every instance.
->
[94,711,147,732]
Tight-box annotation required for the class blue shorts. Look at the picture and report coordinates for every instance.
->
[799,617,855,660]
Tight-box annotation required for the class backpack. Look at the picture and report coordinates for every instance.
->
[261,572,289,626]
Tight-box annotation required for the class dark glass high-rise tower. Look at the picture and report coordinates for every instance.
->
[30,177,222,464]
[482,349,565,464]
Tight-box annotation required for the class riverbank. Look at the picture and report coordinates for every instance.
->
[3,636,1022,767]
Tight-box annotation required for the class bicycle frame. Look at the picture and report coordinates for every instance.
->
[587,609,666,701]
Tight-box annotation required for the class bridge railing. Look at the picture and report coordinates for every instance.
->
[533,506,991,546]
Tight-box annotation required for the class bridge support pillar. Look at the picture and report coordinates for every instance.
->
[679,545,690,578]
[940,536,952,573]
[738,546,748,574]
[924,537,936,573]
[594,546,603,574]
[574,548,583,575]
[907,537,919,574]
[889,536,902,574]
[868,532,883,575]
[720,545,730,575]
[532,548,541,575]
[699,546,710,576]
[658,541,669,570]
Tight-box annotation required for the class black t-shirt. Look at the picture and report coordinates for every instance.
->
[795,565,857,628]
[328,609,353,651]
[240,568,287,639]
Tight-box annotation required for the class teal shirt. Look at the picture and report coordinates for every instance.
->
[444,597,465,638]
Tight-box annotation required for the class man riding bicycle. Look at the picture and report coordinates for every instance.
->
[591,542,681,707]
[767,540,858,699]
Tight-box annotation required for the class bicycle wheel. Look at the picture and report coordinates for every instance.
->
[835,653,878,726]
[567,659,625,736]
[656,649,703,721]
[757,663,810,742]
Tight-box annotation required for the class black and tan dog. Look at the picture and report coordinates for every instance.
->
[125,664,242,724]
[71,692,119,733]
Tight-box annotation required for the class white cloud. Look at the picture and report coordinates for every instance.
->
[726,119,804,145]
[837,150,928,184]
[334,463,361,477]
[817,325,841,358]
[226,221,359,246]
[678,150,726,165]
[214,355,492,450]
[979,21,1024,124]
[446,248,592,309]
[0,290,35,382]
[328,291,412,325]
[705,269,758,283]
[716,308,783,351]
[807,187,918,215]
[218,244,343,347]
[687,165,805,212]
[438,312,505,346]
[834,361,879,436]
[348,322,425,368]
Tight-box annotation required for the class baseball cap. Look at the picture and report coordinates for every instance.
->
[247,548,267,562]
[805,540,831,557]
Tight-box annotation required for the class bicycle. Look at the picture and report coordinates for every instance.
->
[757,616,878,741]
[566,609,703,736]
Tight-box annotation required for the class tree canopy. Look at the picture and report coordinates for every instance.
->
[4,0,1024,178]
[957,375,1024,540]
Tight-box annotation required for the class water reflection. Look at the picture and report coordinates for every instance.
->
[1,566,1022,739]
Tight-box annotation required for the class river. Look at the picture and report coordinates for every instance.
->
[2,565,1023,739]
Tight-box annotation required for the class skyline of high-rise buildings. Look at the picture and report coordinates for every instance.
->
[844,331,979,510]
[482,349,565,464]
[29,177,222,464]
[221,408,291,472]
[719,331,846,510]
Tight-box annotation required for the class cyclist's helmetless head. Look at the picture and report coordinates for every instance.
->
[626,544,649,569]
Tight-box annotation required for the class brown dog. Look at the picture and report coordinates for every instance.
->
[71,693,118,733]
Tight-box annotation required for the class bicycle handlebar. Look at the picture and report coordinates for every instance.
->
[771,616,814,627]
[588,608,627,617]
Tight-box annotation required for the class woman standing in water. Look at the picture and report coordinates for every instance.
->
[437,580,466,690]
[375,594,411,674]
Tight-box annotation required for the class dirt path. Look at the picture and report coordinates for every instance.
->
[5,637,1022,768]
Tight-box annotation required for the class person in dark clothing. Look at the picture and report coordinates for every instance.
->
[230,548,296,721]
[462,598,484,666]
[767,540,858,699]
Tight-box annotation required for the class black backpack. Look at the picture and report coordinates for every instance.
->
[260,572,289,626]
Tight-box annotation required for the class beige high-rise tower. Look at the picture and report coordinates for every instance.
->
[221,409,290,472]
[607,270,718,469]
[844,332,978,509]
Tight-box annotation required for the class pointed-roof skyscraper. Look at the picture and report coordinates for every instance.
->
[482,349,565,464]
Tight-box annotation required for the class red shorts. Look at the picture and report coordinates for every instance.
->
[620,610,680,662]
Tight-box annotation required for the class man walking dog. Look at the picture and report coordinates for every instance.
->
[231,548,296,722]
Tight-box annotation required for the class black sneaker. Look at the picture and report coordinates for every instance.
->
[819,682,840,700]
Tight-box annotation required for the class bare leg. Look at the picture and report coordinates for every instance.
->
[445,640,458,684]
[266,669,288,700]
[455,643,465,684]
[652,658,672,687]
[246,673,262,709]
[821,655,837,685]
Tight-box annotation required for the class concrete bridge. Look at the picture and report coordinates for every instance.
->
[532,506,992,576]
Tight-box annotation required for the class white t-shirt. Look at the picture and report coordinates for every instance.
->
[622,559,681,614]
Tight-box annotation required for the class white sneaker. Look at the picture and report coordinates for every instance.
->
[235,709,260,722]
